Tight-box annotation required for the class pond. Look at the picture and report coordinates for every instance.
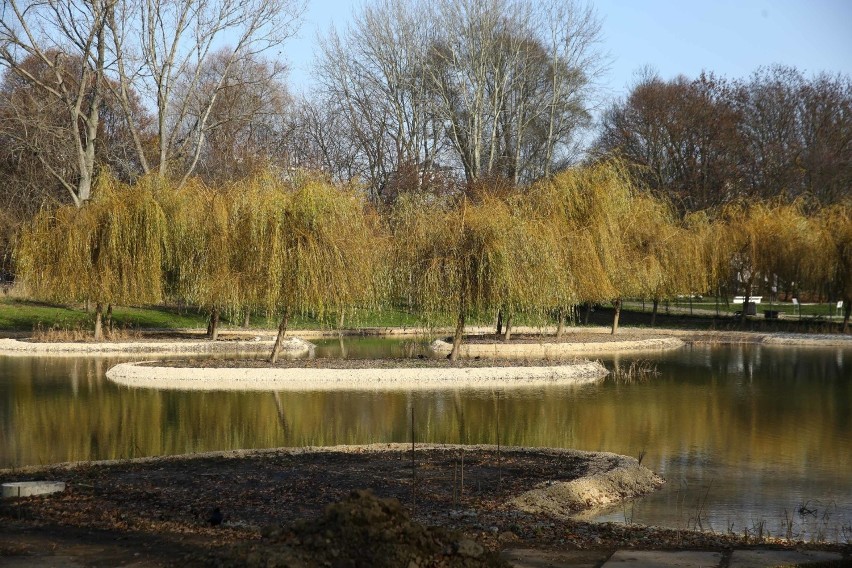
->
[1,338,850,542]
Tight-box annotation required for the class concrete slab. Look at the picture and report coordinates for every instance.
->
[502,548,611,567]
[603,550,722,567]
[1,481,66,498]
[728,549,845,567]
[0,558,80,567]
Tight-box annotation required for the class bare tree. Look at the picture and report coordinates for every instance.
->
[314,0,447,202]
[288,95,362,181]
[313,0,605,198]
[0,0,114,206]
[424,0,604,184]
[0,52,151,226]
[594,71,742,213]
[174,49,293,184]
[107,0,304,185]
[596,65,851,211]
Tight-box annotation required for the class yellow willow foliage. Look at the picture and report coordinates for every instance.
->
[227,173,291,316]
[273,176,383,319]
[159,171,383,322]
[159,178,243,314]
[719,200,827,293]
[390,191,567,321]
[620,193,711,301]
[685,211,727,292]
[619,193,671,299]
[529,160,646,303]
[15,174,169,305]
[821,203,852,301]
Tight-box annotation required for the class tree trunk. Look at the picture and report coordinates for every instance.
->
[94,302,104,341]
[741,288,751,328]
[338,310,346,333]
[242,311,251,328]
[611,299,622,335]
[715,289,720,317]
[105,304,113,335]
[843,300,850,334]
[449,311,466,361]
[583,303,591,325]
[651,299,659,327]
[208,308,220,341]
[502,313,513,341]
[269,308,291,364]
[495,309,503,337]
[556,308,565,339]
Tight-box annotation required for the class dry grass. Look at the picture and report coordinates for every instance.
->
[608,359,660,383]
[31,322,142,342]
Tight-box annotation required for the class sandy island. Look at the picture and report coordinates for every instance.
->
[0,336,314,356]
[105,359,610,391]
[429,336,685,358]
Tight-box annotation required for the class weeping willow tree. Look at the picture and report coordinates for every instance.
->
[390,190,566,360]
[759,201,828,311]
[718,200,822,325]
[684,211,726,317]
[160,178,239,339]
[528,170,611,334]
[226,172,291,330]
[532,161,651,334]
[15,175,169,339]
[262,176,383,363]
[820,204,852,332]
[622,194,712,327]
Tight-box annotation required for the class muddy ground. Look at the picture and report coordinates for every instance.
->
[2,446,847,567]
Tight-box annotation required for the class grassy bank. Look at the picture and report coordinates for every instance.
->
[1,295,847,336]
[0,297,428,334]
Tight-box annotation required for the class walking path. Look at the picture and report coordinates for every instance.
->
[504,547,846,567]
[2,547,845,567]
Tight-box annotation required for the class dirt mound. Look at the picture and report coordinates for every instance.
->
[214,489,507,567]
[511,455,664,518]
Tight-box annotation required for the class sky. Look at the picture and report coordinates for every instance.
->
[284,0,852,106]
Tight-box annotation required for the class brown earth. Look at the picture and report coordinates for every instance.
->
[2,446,846,567]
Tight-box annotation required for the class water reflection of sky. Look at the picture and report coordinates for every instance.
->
[1,341,850,541]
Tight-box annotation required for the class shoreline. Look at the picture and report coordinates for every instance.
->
[0,336,315,356]
[430,336,685,358]
[2,326,850,356]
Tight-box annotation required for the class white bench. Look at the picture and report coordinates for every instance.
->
[732,296,762,305]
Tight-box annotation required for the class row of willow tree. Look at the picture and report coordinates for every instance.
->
[14,162,852,360]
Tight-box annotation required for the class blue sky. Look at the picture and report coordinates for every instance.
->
[285,0,852,104]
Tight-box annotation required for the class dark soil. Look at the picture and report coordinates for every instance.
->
[2,447,846,567]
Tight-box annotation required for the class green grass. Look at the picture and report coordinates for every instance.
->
[0,297,210,332]
[2,295,844,335]
[625,297,844,319]
[0,298,446,333]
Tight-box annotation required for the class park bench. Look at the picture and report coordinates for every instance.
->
[732,296,762,317]
[732,296,762,305]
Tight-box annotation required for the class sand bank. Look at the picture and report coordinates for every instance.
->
[429,336,685,358]
[106,359,609,391]
[0,336,313,357]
